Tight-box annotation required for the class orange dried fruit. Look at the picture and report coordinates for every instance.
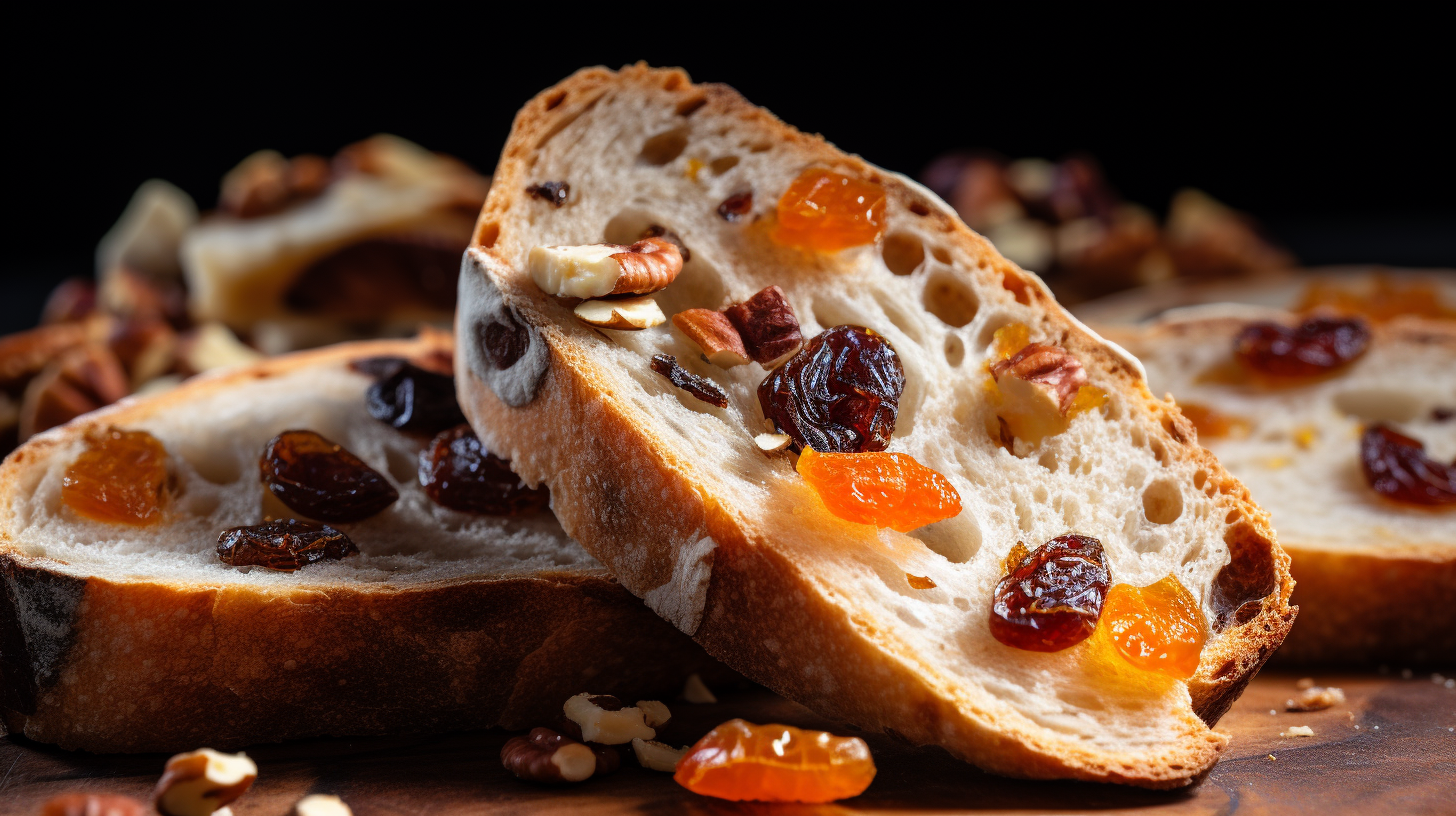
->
[796,447,961,532]
[772,169,886,252]
[991,323,1030,362]
[674,719,875,803]
[61,427,168,525]
[1178,402,1251,440]
[1102,575,1207,679]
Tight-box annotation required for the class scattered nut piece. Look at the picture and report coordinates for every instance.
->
[1296,677,1315,690]
[672,309,749,367]
[991,342,1089,445]
[724,286,802,366]
[19,343,130,441]
[631,738,689,772]
[991,343,1087,414]
[682,673,717,704]
[1280,725,1315,738]
[1287,686,1346,712]
[1267,753,1277,762]
[574,296,667,331]
[293,794,352,816]
[563,693,656,745]
[40,793,148,816]
[636,700,672,728]
[755,433,791,452]
[153,748,257,816]
[179,323,264,375]
[529,237,682,298]
[501,727,598,783]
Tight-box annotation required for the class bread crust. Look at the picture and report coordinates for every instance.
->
[455,65,1295,787]
[0,336,720,752]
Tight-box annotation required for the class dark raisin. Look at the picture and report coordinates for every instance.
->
[724,286,803,364]
[757,325,905,453]
[1359,424,1456,506]
[217,519,358,571]
[480,312,530,370]
[1433,407,1455,422]
[1233,316,1371,377]
[365,363,466,435]
[350,355,407,379]
[526,181,570,207]
[989,534,1110,652]
[650,354,729,408]
[419,425,550,515]
[717,191,753,222]
[260,430,399,522]
[640,224,691,262]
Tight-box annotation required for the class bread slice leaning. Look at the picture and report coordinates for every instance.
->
[453,65,1295,787]
[0,332,719,752]
[1103,307,1456,664]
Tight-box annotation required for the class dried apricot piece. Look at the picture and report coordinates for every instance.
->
[217,519,358,571]
[259,430,399,522]
[1178,402,1251,440]
[1102,575,1207,678]
[674,719,875,803]
[796,447,960,532]
[61,427,168,525]
[771,169,886,252]
[990,323,1030,361]
[989,534,1109,652]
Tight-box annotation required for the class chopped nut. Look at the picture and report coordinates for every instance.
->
[636,700,672,728]
[991,342,1089,446]
[682,673,717,704]
[19,343,130,441]
[0,316,112,390]
[40,793,149,816]
[293,794,352,816]
[631,738,689,772]
[724,286,802,366]
[500,727,598,783]
[563,693,656,745]
[529,237,682,298]
[109,319,178,387]
[755,433,791,452]
[991,343,1087,413]
[41,279,98,324]
[672,309,749,367]
[1280,725,1315,738]
[1287,686,1346,712]
[573,296,666,331]
[153,748,257,816]
[639,224,691,261]
[178,323,264,375]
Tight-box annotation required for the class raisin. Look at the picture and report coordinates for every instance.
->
[717,191,753,222]
[640,224,691,261]
[526,181,570,207]
[1359,424,1456,506]
[989,534,1110,652]
[758,325,904,453]
[419,425,550,515]
[479,312,530,370]
[217,519,358,571]
[675,719,876,803]
[1434,407,1455,422]
[650,354,729,408]
[365,362,466,435]
[259,430,399,522]
[1233,316,1370,377]
[61,428,169,526]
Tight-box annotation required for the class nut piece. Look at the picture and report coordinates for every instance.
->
[636,700,672,728]
[1286,686,1346,712]
[153,748,257,816]
[991,343,1087,413]
[500,727,598,783]
[672,309,749,367]
[19,343,131,441]
[40,794,148,816]
[179,323,264,375]
[682,673,718,704]
[991,342,1088,447]
[755,433,791,452]
[563,693,656,744]
[631,738,689,773]
[529,237,683,298]
[293,794,353,816]
[1280,725,1315,738]
[724,286,803,366]
[573,296,666,331]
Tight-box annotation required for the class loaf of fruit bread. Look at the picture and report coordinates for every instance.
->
[453,65,1295,788]
[1103,305,1455,664]
[0,331,720,752]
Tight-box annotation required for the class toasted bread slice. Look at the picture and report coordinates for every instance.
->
[0,332,719,752]
[452,65,1295,787]
[1104,306,1456,664]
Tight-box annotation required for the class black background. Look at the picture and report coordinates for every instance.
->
[6,16,1451,332]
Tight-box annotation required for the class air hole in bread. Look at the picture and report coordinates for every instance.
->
[748,141,773,153]
[909,513,980,563]
[953,596,971,611]
[1001,272,1033,305]
[385,445,418,486]
[178,490,221,518]
[1333,387,1426,423]
[930,246,952,263]
[944,334,965,367]
[877,294,925,347]
[881,233,925,276]
[1193,469,1209,490]
[1149,438,1169,466]
[639,127,691,166]
[922,271,979,328]
[676,95,707,116]
[177,442,243,486]
[709,156,740,175]
[545,90,567,110]
[909,202,931,217]
[1225,508,1241,524]
[1038,450,1058,472]
[1142,479,1183,525]
[1211,521,1277,631]
[476,222,500,249]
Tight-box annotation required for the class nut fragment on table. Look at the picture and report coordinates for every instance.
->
[1280,725,1315,738]
[573,296,666,330]
[632,738,690,772]
[40,793,149,816]
[529,237,683,298]
[682,672,718,704]
[500,727,599,783]
[293,793,353,816]
[636,700,672,728]
[153,748,257,816]
[1287,686,1346,712]
[562,693,656,744]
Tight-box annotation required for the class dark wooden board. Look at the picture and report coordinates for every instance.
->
[2,670,1453,815]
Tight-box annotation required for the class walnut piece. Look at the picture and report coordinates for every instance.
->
[500,727,598,783]
[19,343,130,441]
[672,309,749,367]
[991,343,1087,413]
[562,693,656,745]
[1286,686,1346,712]
[153,748,257,816]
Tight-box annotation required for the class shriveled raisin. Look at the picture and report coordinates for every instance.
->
[217,519,358,571]
[650,354,729,408]
[260,430,399,522]
[758,325,904,453]
[1359,424,1456,506]
[989,534,1110,652]
[1233,316,1370,377]
[479,311,530,370]
[419,424,550,515]
[717,192,753,222]
[365,362,466,435]
[526,181,570,207]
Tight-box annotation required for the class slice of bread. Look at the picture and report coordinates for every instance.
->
[0,332,719,752]
[453,65,1295,787]
[1103,306,1456,664]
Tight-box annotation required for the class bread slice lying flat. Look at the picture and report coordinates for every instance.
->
[453,65,1295,787]
[0,332,718,752]
[1105,307,1456,664]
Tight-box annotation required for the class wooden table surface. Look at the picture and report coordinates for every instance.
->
[2,669,1453,815]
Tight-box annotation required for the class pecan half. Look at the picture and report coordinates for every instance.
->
[501,727,599,784]
[672,308,749,367]
[991,342,1087,413]
[19,343,130,441]
[529,237,683,298]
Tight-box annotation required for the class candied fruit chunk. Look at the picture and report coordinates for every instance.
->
[1066,384,1108,418]
[61,427,168,525]
[1178,402,1251,440]
[989,534,1109,652]
[796,447,961,532]
[419,425,550,515]
[216,519,358,571]
[365,361,466,435]
[1359,424,1456,506]
[674,719,875,803]
[1233,316,1370,378]
[759,325,904,453]
[771,169,886,252]
[991,323,1030,361]
[259,430,399,522]
[1102,575,1207,678]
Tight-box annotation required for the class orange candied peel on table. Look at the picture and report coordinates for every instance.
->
[61,427,169,525]
[796,447,961,532]
[1100,575,1207,679]
[674,719,876,803]
[771,168,887,252]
